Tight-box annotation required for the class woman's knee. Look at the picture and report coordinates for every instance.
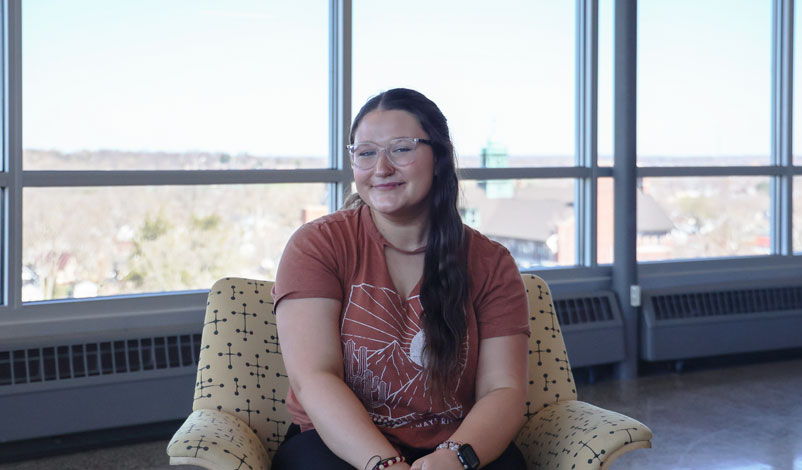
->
[271,428,353,470]
[481,442,526,470]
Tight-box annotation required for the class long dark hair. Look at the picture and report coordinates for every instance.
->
[348,88,468,393]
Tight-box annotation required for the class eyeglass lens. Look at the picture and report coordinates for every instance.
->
[350,138,419,169]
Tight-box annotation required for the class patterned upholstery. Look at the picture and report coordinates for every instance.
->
[515,274,652,469]
[167,278,289,470]
[167,275,652,469]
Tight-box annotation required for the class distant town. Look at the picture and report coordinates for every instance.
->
[23,149,783,302]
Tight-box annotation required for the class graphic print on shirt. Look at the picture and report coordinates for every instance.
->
[341,283,468,428]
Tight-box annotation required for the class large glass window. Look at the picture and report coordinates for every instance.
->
[353,0,576,168]
[23,1,329,171]
[20,1,333,303]
[638,0,772,166]
[637,177,770,261]
[4,0,797,314]
[459,179,575,268]
[23,184,328,301]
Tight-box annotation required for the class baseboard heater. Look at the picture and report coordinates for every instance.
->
[0,330,201,443]
[641,283,802,361]
[553,292,625,368]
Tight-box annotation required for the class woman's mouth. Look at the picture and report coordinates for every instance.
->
[373,182,404,189]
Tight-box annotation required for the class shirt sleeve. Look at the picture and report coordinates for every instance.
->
[472,244,531,340]
[271,221,344,310]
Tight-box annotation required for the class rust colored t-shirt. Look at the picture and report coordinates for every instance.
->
[272,205,529,449]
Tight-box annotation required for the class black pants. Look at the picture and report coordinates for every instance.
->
[272,424,526,470]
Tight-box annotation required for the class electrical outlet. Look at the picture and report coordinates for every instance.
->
[630,285,641,307]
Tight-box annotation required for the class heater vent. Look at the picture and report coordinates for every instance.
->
[0,334,202,387]
[555,296,616,326]
[552,291,624,367]
[642,284,802,361]
[650,286,802,321]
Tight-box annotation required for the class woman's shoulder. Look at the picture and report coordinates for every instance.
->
[293,207,363,239]
[306,206,361,226]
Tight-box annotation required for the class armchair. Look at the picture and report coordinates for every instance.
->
[167,275,651,469]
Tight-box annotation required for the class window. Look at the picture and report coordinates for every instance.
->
[22,184,329,301]
[459,179,575,268]
[637,177,770,260]
[637,0,780,262]
[353,0,611,269]
[23,1,329,171]
[353,0,576,168]
[638,0,771,167]
[21,1,333,301]
[2,0,798,319]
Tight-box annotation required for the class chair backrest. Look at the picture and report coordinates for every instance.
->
[521,274,577,410]
[193,275,575,458]
[193,277,291,459]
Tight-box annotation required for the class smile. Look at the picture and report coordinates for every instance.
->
[373,182,404,189]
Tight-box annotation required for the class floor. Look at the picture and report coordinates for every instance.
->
[1,355,800,470]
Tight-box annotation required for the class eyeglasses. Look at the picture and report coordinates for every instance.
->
[346,137,432,170]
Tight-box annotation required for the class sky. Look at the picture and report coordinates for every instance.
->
[22,0,782,159]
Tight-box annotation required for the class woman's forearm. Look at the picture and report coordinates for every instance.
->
[295,372,409,469]
[448,387,526,465]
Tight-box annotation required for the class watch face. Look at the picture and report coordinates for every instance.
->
[457,444,480,470]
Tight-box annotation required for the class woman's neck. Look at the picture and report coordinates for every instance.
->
[370,208,429,253]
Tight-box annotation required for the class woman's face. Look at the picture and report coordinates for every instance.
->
[352,109,435,221]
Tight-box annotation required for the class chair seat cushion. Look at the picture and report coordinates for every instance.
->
[515,400,653,469]
[167,408,270,470]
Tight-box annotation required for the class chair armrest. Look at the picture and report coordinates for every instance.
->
[167,409,270,470]
[515,400,652,470]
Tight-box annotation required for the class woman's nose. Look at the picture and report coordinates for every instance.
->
[373,150,395,175]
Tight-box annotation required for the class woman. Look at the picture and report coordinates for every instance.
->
[272,88,529,470]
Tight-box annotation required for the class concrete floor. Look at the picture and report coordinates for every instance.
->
[1,355,800,470]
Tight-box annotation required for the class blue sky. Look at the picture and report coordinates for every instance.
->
[23,0,780,159]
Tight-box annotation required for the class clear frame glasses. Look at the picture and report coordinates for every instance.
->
[347,137,432,170]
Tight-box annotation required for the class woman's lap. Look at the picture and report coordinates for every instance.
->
[271,425,352,470]
[272,425,526,470]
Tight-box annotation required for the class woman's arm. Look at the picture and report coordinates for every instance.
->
[277,297,410,469]
[410,333,528,470]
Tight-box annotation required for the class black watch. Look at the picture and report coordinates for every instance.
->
[457,443,480,470]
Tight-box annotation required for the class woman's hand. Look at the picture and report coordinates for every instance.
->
[409,449,463,470]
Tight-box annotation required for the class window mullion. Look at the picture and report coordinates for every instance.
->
[771,0,793,255]
[22,169,351,187]
[4,0,22,309]
[576,0,599,267]
[330,0,352,212]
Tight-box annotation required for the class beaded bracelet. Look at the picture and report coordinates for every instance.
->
[372,455,405,469]
[436,440,462,452]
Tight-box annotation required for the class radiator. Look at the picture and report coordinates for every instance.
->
[553,292,626,368]
[641,284,802,361]
[0,330,200,442]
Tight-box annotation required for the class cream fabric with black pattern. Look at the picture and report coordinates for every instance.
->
[167,278,289,470]
[515,274,652,469]
[168,275,652,470]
